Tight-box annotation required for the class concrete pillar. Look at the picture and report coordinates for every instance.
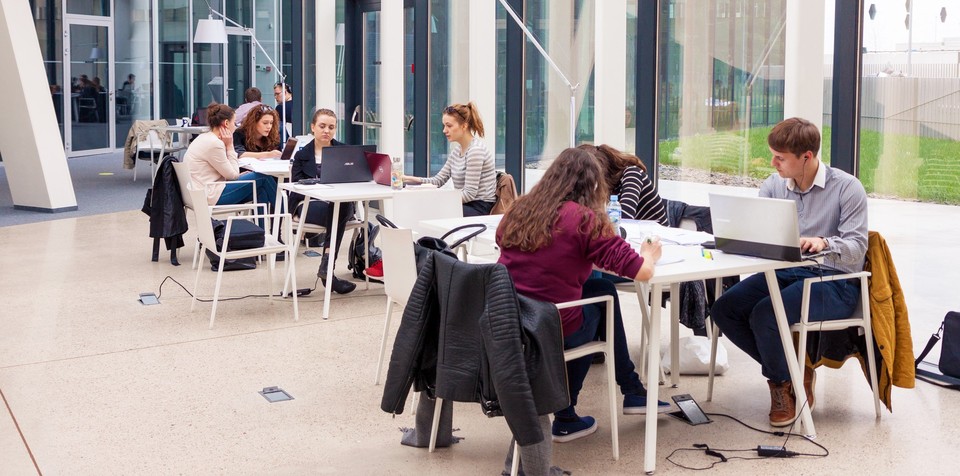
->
[0,1,77,212]
[784,0,826,131]
[380,0,404,159]
[316,0,337,119]
[594,0,627,149]
[469,0,497,159]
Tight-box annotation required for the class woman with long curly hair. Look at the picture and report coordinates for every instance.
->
[579,143,667,225]
[497,147,669,444]
[233,105,283,159]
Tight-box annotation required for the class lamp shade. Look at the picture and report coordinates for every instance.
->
[89,47,102,61]
[194,18,228,44]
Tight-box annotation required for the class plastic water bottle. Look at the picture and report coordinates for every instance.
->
[607,195,622,231]
[390,157,404,190]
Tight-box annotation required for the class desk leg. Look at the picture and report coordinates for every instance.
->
[322,201,341,321]
[284,197,311,297]
[644,283,664,474]
[670,282,681,388]
[363,200,371,291]
[271,179,285,239]
[763,270,816,438]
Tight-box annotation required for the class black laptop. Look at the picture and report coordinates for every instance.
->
[319,144,377,184]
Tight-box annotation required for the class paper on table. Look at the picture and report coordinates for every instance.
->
[656,246,685,265]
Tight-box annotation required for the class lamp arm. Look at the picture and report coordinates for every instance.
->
[206,8,285,82]
[497,0,578,92]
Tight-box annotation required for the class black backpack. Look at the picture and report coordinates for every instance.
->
[347,222,383,281]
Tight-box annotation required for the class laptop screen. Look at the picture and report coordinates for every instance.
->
[319,144,377,184]
[708,194,803,261]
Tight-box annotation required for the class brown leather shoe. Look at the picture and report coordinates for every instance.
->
[768,380,796,427]
[802,366,816,411]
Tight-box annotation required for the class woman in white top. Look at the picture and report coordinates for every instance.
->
[403,102,497,216]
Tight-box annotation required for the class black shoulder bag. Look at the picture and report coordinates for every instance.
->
[375,215,487,266]
[915,311,960,388]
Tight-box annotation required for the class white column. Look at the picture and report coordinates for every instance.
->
[380,1,404,159]
[784,0,826,130]
[0,1,76,211]
[594,0,627,149]
[469,0,497,160]
[316,0,337,117]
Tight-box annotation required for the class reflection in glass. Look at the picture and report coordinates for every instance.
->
[115,0,154,147]
[33,1,64,141]
[66,0,110,16]
[428,1,471,174]
[362,11,381,146]
[659,0,787,184]
[70,24,111,153]
[159,0,189,121]
[859,0,960,204]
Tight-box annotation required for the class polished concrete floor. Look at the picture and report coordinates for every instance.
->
[1,186,959,475]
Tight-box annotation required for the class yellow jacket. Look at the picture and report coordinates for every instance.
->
[864,231,915,409]
[809,231,914,410]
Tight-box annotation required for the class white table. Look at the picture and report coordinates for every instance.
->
[417,215,815,474]
[279,181,397,321]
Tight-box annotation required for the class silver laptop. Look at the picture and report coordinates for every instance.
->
[709,193,816,262]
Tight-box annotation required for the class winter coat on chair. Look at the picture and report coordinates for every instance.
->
[143,155,188,252]
[380,251,569,447]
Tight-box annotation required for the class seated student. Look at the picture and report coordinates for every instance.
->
[233,105,282,159]
[182,102,277,211]
[233,87,263,126]
[496,147,671,445]
[402,102,497,216]
[580,143,668,225]
[289,108,356,295]
[711,117,868,427]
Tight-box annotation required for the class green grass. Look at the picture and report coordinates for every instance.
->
[659,126,960,205]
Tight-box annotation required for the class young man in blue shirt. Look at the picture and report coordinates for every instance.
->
[711,117,868,426]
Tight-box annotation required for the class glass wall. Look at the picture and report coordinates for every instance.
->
[427,1,471,174]
[523,0,596,169]
[859,0,960,204]
[33,0,64,140]
[159,0,190,120]
[193,0,223,111]
[115,0,154,147]
[658,0,787,184]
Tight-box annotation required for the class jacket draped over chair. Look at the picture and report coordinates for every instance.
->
[380,251,569,446]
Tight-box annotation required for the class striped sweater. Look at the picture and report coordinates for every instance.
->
[421,137,497,203]
[617,166,667,225]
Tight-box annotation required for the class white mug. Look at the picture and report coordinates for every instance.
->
[180,117,190,127]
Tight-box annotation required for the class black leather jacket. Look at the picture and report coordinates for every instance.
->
[143,155,187,250]
[380,251,569,446]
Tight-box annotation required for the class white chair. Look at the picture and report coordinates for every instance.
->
[171,161,260,269]
[706,270,881,431]
[187,185,298,329]
[384,188,462,236]
[134,127,187,182]
[427,295,620,462]
[374,226,417,385]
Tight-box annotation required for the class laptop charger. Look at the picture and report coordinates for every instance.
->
[756,445,797,457]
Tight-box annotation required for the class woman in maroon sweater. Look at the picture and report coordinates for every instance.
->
[497,147,669,443]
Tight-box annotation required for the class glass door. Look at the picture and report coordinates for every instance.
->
[64,20,114,155]
[360,10,381,146]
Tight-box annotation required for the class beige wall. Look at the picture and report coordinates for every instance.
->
[0,1,76,211]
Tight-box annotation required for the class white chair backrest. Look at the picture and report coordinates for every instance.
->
[381,227,417,307]
[187,186,218,251]
[386,188,462,235]
[171,161,195,210]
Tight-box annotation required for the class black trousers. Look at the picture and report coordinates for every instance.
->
[295,200,355,259]
[463,200,495,217]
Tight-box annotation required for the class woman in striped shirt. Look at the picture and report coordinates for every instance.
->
[403,102,497,216]
[580,144,668,225]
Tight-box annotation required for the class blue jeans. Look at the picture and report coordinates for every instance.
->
[710,267,860,382]
[556,278,645,419]
[217,171,278,211]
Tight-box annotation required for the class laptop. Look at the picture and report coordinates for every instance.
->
[709,194,831,262]
[364,151,393,186]
[279,138,298,161]
[319,144,377,184]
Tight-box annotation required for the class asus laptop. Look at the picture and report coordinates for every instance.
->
[318,144,377,184]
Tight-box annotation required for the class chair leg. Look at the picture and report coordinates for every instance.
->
[510,441,521,476]
[605,346,620,461]
[192,239,201,270]
[375,299,394,385]
[862,321,882,418]
[707,319,720,402]
[428,397,443,453]
[208,255,227,329]
[796,326,811,414]
[191,244,206,312]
